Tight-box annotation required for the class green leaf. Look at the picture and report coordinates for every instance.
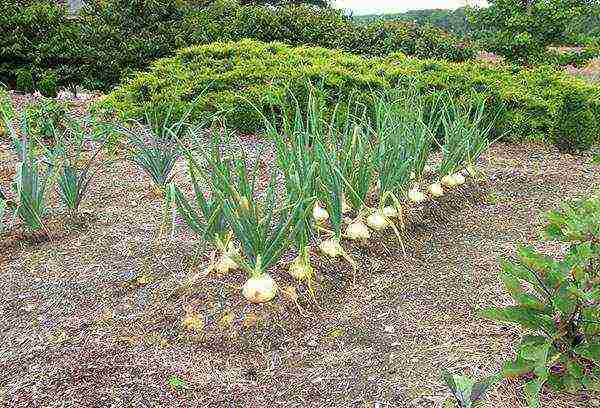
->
[574,344,600,363]
[524,378,544,408]
[519,336,550,365]
[479,306,555,334]
[502,357,533,378]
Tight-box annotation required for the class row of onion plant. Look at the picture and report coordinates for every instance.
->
[0,98,107,233]
[168,85,495,303]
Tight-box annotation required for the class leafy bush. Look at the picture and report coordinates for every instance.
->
[96,40,600,150]
[1,0,474,92]
[37,71,59,97]
[15,69,35,94]
[0,1,79,91]
[469,0,588,65]
[480,195,600,406]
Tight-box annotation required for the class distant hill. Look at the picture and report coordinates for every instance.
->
[353,8,471,36]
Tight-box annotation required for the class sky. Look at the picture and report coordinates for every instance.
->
[334,0,486,15]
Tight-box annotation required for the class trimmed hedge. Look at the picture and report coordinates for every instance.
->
[0,0,473,93]
[96,40,600,151]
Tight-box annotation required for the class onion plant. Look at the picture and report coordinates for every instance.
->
[370,89,414,227]
[44,120,107,216]
[116,105,191,196]
[438,94,495,187]
[1,106,50,232]
[169,129,236,274]
[267,95,319,281]
[207,134,310,303]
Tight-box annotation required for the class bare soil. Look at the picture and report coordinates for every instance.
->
[0,95,599,408]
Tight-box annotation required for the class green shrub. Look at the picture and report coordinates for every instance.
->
[37,70,59,97]
[15,69,35,93]
[95,40,386,133]
[96,40,600,150]
[480,195,600,406]
[1,0,474,92]
[0,1,79,90]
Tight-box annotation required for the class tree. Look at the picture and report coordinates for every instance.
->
[469,0,591,63]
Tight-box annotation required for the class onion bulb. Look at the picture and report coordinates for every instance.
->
[429,183,444,197]
[453,173,466,185]
[346,219,371,240]
[288,256,312,280]
[382,206,398,218]
[242,274,278,303]
[312,202,329,222]
[441,174,458,188]
[215,242,239,274]
[408,188,426,204]
[366,211,389,231]
[319,238,344,258]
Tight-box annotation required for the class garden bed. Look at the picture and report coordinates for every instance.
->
[1,91,598,406]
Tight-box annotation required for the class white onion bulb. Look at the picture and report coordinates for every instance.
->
[453,173,466,185]
[319,238,344,258]
[429,183,444,197]
[382,206,398,218]
[408,188,426,204]
[289,257,312,280]
[242,274,278,303]
[366,211,389,231]
[312,202,329,222]
[216,243,239,274]
[441,174,458,188]
[346,219,371,240]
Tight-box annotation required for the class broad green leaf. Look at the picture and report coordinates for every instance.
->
[524,378,544,408]
[574,344,600,363]
[479,307,555,334]
[502,357,533,378]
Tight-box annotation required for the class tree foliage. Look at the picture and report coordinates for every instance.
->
[469,0,592,63]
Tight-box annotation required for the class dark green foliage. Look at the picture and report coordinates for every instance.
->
[480,195,600,407]
[0,1,79,91]
[15,69,35,94]
[1,0,473,92]
[550,87,597,152]
[37,70,59,97]
[469,0,590,64]
[96,40,600,150]
[354,7,472,37]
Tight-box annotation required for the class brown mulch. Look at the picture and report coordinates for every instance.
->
[1,94,599,408]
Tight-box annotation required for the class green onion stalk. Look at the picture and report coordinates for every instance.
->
[171,126,239,274]
[462,96,496,180]
[313,135,358,271]
[339,124,375,242]
[268,92,320,282]
[43,119,108,217]
[369,90,414,231]
[2,106,50,232]
[438,93,474,188]
[214,149,311,304]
